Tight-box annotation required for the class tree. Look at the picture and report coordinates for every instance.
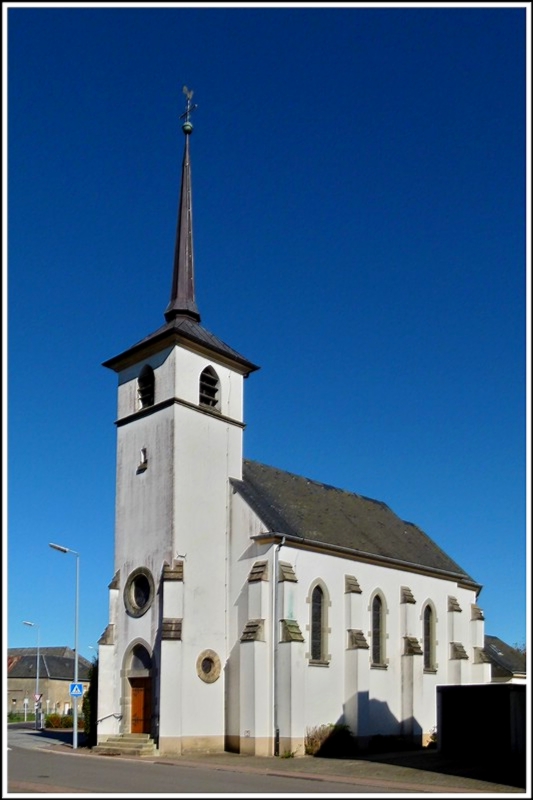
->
[82,656,99,747]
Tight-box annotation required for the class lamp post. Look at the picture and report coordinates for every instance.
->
[22,620,40,729]
[49,543,80,749]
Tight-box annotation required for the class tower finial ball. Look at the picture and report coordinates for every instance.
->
[182,121,193,135]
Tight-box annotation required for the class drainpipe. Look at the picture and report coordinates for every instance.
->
[272,535,285,757]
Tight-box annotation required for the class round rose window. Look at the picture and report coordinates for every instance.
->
[124,567,155,618]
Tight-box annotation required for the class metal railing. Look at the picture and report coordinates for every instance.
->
[96,712,122,725]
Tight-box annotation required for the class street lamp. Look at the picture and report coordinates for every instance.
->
[22,621,41,729]
[49,542,80,750]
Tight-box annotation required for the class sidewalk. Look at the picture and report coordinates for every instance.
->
[44,733,526,794]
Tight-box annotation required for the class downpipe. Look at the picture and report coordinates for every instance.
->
[273,535,285,757]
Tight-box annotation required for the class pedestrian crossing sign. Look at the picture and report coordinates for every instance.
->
[69,682,84,697]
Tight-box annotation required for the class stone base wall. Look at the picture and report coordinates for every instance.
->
[239,736,274,757]
[158,735,225,756]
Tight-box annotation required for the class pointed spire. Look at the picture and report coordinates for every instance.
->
[164,87,200,323]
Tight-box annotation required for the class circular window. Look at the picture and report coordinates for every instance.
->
[124,567,155,618]
[196,649,221,683]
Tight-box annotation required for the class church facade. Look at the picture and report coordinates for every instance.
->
[97,101,491,757]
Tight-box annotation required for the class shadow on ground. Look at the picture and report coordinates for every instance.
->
[350,748,526,789]
[38,728,88,748]
[312,728,525,789]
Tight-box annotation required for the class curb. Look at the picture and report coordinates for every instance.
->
[41,745,523,794]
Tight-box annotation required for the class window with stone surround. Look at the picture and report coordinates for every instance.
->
[308,581,329,665]
[423,603,437,671]
[371,593,387,667]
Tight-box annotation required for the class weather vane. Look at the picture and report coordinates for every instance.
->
[180,85,198,132]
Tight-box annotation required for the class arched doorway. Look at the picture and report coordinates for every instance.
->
[127,644,152,734]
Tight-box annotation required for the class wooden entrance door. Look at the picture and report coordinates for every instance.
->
[130,678,151,734]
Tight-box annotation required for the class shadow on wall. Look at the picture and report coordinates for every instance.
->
[343,691,423,746]
[307,698,423,760]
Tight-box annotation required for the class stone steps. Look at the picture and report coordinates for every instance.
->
[93,733,158,757]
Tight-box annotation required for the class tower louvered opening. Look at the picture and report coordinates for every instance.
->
[138,365,155,408]
[199,366,220,410]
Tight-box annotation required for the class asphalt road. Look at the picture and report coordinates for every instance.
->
[7,745,394,794]
[6,724,525,795]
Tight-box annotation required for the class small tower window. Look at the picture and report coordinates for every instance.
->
[138,365,155,408]
[137,448,148,474]
[199,366,220,410]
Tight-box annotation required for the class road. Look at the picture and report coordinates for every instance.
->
[8,724,522,795]
[7,745,393,794]
[6,725,395,794]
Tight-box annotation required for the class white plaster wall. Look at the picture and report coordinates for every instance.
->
[116,348,174,418]
[162,579,183,619]
[159,640,183,739]
[114,411,174,570]
[228,493,273,648]
[115,346,244,429]
[97,644,120,738]
[162,355,244,742]
[225,508,488,745]
[172,347,244,422]
[105,340,247,746]
[227,494,275,744]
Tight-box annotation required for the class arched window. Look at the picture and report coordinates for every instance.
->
[371,594,386,666]
[311,585,324,661]
[309,582,329,663]
[423,604,436,671]
[138,365,155,408]
[199,366,220,410]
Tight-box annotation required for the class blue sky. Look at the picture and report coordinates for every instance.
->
[5,3,528,663]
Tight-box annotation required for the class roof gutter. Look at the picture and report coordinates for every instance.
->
[252,532,481,592]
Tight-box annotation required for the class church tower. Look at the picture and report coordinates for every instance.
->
[97,92,258,754]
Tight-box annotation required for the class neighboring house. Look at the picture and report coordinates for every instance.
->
[484,635,527,683]
[7,647,91,716]
[96,103,492,758]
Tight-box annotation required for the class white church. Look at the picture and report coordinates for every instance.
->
[96,98,491,757]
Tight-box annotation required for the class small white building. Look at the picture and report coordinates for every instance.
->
[97,105,491,757]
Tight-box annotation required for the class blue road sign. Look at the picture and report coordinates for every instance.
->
[69,682,84,697]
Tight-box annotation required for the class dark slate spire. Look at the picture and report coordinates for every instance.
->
[165,87,200,323]
[103,88,260,377]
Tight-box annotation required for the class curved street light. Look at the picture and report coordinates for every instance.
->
[49,543,80,749]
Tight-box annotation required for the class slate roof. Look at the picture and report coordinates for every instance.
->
[103,316,259,375]
[8,647,92,681]
[484,635,526,678]
[232,460,479,588]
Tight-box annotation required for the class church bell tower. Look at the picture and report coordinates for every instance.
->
[97,90,258,754]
